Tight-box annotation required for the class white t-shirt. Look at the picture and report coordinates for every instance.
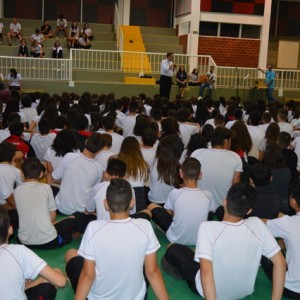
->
[78,218,160,300]
[194,218,281,299]
[225,120,236,129]
[259,122,272,134]
[30,33,44,44]
[0,22,4,33]
[57,18,67,27]
[30,133,56,161]
[14,181,57,245]
[118,115,136,137]
[247,125,265,159]
[191,148,243,208]
[7,73,21,87]
[44,148,64,171]
[141,147,156,169]
[10,22,21,33]
[106,132,124,154]
[148,159,175,204]
[267,213,300,293]
[258,138,267,152]
[86,181,136,220]
[164,187,214,245]
[20,107,37,124]
[52,152,103,215]
[278,122,293,137]
[0,128,11,143]
[0,164,22,205]
[0,244,46,300]
[95,150,116,170]
[179,123,199,149]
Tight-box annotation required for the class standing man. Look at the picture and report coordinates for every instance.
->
[258,64,276,103]
[199,65,216,99]
[160,52,176,99]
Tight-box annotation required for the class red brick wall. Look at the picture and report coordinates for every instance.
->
[198,37,260,67]
[179,34,188,54]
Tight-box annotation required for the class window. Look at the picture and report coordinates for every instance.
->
[199,22,218,36]
[242,25,261,38]
[220,23,239,38]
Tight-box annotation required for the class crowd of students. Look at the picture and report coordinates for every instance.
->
[0,89,300,299]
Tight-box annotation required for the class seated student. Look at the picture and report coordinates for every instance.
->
[95,133,116,170]
[66,31,78,49]
[148,157,214,245]
[52,40,63,58]
[80,23,94,40]
[72,114,91,151]
[56,14,68,37]
[30,40,44,58]
[78,33,91,49]
[86,158,150,221]
[65,178,169,300]
[52,133,104,232]
[162,183,286,300]
[30,119,56,161]
[29,28,44,46]
[14,158,75,249]
[0,143,23,229]
[141,127,158,169]
[262,182,300,299]
[4,121,36,159]
[0,112,21,143]
[101,115,124,154]
[40,20,53,38]
[249,163,282,219]
[0,207,67,300]
[7,17,22,46]
[18,38,29,57]
[277,108,293,138]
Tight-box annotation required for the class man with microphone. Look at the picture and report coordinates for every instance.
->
[159,52,176,99]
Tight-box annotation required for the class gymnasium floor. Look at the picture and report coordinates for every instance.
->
[19,224,289,300]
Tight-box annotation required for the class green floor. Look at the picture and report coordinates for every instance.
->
[14,225,288,300]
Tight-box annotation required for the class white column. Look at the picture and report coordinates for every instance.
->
[118,0,130,25]
[258,0,272,68]
[188,0,201,71]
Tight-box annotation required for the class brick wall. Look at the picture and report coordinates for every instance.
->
[179,34,188,54]
[198,37,260,67]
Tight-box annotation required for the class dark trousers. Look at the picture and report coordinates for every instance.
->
[165,243,199,294]
[159,75,172,99]
[261,256,300,299]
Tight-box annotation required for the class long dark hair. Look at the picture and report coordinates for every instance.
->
[10,68,17,79]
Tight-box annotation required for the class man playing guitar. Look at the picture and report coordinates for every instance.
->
[199,66,216,99]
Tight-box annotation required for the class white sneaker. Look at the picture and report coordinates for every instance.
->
[198,96,203,100]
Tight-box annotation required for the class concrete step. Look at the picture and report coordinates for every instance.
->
[140,26,176,36]
[145,43,183,54]
[142,34,179,45]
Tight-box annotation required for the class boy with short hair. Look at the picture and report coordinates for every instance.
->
[0,207,67,299]
[65,178,169,300]
[163,183,286,300]
[148,157,214,245]
[14,157,75,249]
[30,118,56,161]
[277,108,293,137]
[95,133,116,170]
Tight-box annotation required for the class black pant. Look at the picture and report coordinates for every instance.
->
[165,244,199,294]
[72,212,97,233]
[261,256,300,299]
[25,282,57,300]
[159,75,172,99]
[23,217,75,249]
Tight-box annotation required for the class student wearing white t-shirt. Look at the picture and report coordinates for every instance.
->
[262,183,300,298]
[15,158,76,249]
[30,119,56,161]
[7,17,22,45]
[0,207,67,300]
[52,133,105,232]
[149,157,215,245]
[277,108,293,137]
[95,133,116,171]
[162,183,286,300]
[118,100,139,137]
[191,127,243,209]
[65,179,169,300]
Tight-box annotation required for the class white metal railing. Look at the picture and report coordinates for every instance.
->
[0,56,71,81]
[216,66,300,91]
[114,3,121,50]
[70,48,215,74]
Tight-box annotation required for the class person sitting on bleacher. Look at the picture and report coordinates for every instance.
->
[80,23,94,41]
[7,17,22,46]
[78,33,91,49]
[56,14,68,38]
[41,20,53,39]
[52,40,63,58]
[29,28,44,46]
[18,38,29,57]
[30,40,44,58]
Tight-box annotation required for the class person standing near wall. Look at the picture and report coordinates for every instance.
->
[258,64,276,103]
[160,52,176,99]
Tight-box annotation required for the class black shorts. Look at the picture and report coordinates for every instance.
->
[25,282,57,300]
[151,207,173,232]
[65,256,84,292]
